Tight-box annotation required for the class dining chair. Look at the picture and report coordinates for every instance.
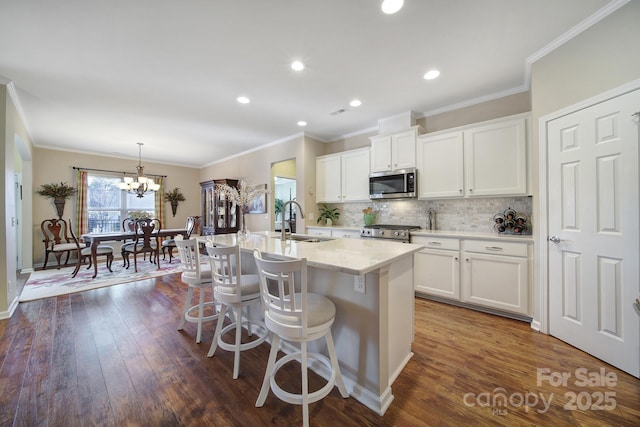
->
[205,243,267,379]
[41,218,77,269]
[68,220,114,278]
[253,249,349,427]
[175,236,219,343]
[162,215,201,262]
[121,217,162,272]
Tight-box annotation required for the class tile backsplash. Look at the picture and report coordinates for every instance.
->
[326,197,533,233]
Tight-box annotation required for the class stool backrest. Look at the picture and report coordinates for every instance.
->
[206,244,242,302]
[253,249,308,335]
[175,236,203,279]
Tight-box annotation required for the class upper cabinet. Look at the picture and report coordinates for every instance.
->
[417,115,529,199]
[370,126,421,173]
[316,147,370,203]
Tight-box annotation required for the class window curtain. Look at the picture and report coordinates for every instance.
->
[155,177,165,226]
[75,169,88,235]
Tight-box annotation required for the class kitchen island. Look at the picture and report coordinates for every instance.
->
[198,231,422,415]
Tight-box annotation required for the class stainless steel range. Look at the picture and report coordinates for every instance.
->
[360,224,421,242]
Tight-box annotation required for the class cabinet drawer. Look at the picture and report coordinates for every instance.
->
[331,229,361,239]
[306,228,332,237]
[463,239,528,257]
[411,236,460,251]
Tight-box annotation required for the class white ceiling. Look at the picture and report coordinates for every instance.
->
[0,0,616,168]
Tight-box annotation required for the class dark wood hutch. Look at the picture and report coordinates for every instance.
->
[200,179,240,235]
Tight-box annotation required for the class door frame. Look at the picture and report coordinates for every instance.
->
[537,78,640,334]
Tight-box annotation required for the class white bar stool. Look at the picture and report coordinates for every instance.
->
[206,243,268,379]
[253,249,349,427]
[175,236,219,343]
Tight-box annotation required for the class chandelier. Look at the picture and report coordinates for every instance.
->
[118,142,160,198]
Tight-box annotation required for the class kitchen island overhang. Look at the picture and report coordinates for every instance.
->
[198,232,422,415]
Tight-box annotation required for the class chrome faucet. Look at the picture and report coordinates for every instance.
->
[281,200,305,241]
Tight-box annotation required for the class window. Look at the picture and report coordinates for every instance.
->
[87,174,155,233]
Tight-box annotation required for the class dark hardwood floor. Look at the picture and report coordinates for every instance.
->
[1,272,638,426]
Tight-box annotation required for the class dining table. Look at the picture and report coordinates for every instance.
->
[81,228,188,278]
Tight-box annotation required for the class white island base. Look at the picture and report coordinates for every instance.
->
[200,232,420,415]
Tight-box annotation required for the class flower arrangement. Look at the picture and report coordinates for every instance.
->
[37,182,77,200]
[164,187,186,217]
[363,207,375,226]
[217,180,270,236]
[216,180,269,213]
[164,187,186,203]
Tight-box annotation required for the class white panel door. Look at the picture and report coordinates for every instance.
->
[547,89,640,377]
[316,155,341,203]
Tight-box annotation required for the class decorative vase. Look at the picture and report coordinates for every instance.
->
[54,198,66,219]
[364,213,375,226]
[238,212,249,238]
[171,201,178,217]
[325,218,333,226]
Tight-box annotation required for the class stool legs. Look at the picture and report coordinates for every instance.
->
[256,334,280,407]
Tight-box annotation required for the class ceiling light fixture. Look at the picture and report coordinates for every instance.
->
[381,0,404,14]
[291,61,305,71]
[349,99,362,107]
[297,121,307,127]
[237,96,250,104]
[423,69,441,80]
[118,142,160,198]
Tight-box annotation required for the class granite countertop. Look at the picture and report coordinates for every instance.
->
[197,231,422,275]
[410,229,534,243]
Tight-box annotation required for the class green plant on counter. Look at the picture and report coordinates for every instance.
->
[317,203,340,224]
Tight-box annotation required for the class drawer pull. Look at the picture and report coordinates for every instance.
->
[428,241,442,246]
[485,246,503,251]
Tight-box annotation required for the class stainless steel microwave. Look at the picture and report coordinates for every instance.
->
[369,168,417,199]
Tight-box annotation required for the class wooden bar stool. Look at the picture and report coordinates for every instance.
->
[253,249,349,427]
[205,243,268,379]
[175,236,219,343]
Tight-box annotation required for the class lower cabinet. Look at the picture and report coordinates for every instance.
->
[306,227,361,239]
[413,236,531,317]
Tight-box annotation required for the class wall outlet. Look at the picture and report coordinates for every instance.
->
[309,212,314,221]
[354,275,365,294]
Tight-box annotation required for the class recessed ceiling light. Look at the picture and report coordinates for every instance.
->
[381,0,404,14]
[237,96,250,104]
[423,70,440,80]
[349,99,362,107]
[297,121,307,127]
[291,61,305,71]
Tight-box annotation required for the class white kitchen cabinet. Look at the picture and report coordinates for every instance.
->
[416,132,464,198]
[370,126,420,173]
[412,234,531,317]
[306,227,361,239]
[416,115,528,199]
[461,240,530,316]
[413,236,460,299]
[316,148,370,203]
[463,117,527,197]
[306,227,332,237]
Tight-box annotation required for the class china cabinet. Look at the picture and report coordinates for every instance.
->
[200,179,240,235]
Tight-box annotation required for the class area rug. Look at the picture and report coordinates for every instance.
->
[20,260,184,302]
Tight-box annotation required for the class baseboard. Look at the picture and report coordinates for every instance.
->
[0,295,20,320]
[416,293,533,323]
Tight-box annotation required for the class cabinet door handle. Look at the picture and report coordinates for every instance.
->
[469,188,473,193]
[485,246,503,251]
[459,189,463,193]
[454,257,459,261]
[428,241,441,246]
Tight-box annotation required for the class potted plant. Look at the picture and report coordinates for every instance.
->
[165,188,186,217]
[363,207,375,226]
[317,203,340,226]
[37,181,77,219]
